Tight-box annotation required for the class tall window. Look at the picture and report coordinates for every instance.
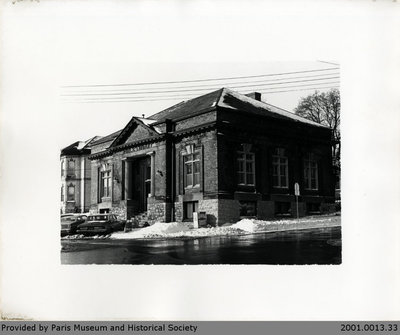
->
[61,160,65,177]
[68,159,75,170]
[304,153,318,190]
[61,185,64,201]
[184,147,200,188]
[237,144,255,186]
[67,184,75,201]
[101,170,111,197]
[272,148,288,188]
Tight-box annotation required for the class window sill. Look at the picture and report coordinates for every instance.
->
[185,185,200,189]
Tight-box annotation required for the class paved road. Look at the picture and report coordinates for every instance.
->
[61,227,341,265]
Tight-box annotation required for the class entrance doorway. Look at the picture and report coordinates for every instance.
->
[133,156,151,214]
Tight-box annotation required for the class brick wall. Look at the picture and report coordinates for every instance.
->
[174,201,183,222]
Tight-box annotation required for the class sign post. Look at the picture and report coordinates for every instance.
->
[193,212,199,229]
[294,182,300,220]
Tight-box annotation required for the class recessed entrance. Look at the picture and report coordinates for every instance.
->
[133,156,151,213]
[126,156,151,216]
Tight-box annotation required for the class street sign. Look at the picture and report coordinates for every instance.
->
[294,182,300,220]
[294,182,300,196]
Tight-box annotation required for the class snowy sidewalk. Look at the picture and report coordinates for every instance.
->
[110,213,341,240]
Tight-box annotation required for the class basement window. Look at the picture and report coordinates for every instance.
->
[307,202,321,214]
[239,201,257,217]
[275,201,291,216]
[184,201,199,220]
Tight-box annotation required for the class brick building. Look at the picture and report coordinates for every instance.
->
[87,88,336,225]
[60,137,98,213]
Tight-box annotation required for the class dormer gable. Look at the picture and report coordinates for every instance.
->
[110,117,160,148]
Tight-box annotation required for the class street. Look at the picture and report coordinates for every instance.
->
[61,226,341,265]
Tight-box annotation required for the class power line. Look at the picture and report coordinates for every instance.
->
[61,77,340,97]
[63,81,340,102]
[61,67,339,88]
[62,86,339,104]
[63,72,340,94]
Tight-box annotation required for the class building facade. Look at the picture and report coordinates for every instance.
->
[87,88,336,225]
[60,138,98,214]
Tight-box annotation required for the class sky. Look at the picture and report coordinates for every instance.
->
[59,61,339,147]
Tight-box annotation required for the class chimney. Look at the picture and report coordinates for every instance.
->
[245,92,262,101]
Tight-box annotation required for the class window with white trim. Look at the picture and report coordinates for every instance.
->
[304,153,318,190]
[61,160,65,177]
[101,170,111,197]
[184,145,200,188]
[237,144,255,186]
[272,148,289,188]
[61,185,64,201]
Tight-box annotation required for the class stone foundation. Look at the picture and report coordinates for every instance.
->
[290,201,306,217]
[198,199,219,226]
[174,201,183,222]
[110,203,127,220]
[217,199,240,225]
[257,201,275,220]
[320,202,337,213]
[147,201,172,222]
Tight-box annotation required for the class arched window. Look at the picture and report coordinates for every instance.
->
[68,159,75,170]
[61,160,65,177]
[67,184,75,201]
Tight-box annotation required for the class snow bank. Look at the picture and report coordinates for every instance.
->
[111,221,191,239]
[82,214,340,240]
[229,219,265,232]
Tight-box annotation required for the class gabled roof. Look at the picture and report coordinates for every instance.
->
[218,88,328,128]
[148,89,223,121]
[90,129,123,146]
[109,116,161,148]
[60,136,98,156]
[149,87,327,128]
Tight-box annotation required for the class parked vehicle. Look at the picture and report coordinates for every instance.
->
[76,214,125,236]
[61,214,88,236]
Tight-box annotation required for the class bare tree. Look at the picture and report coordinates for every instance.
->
[295,89,341,170]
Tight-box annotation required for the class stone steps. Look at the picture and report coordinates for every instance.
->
[131,212,156,227]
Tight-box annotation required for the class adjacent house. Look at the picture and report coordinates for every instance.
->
[85,88,336,226]
[60,137,99,214]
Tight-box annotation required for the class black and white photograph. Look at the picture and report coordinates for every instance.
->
[1,0,399,322]
[59,63,342,265]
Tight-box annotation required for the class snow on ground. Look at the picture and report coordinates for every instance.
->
[110,214,341,240]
